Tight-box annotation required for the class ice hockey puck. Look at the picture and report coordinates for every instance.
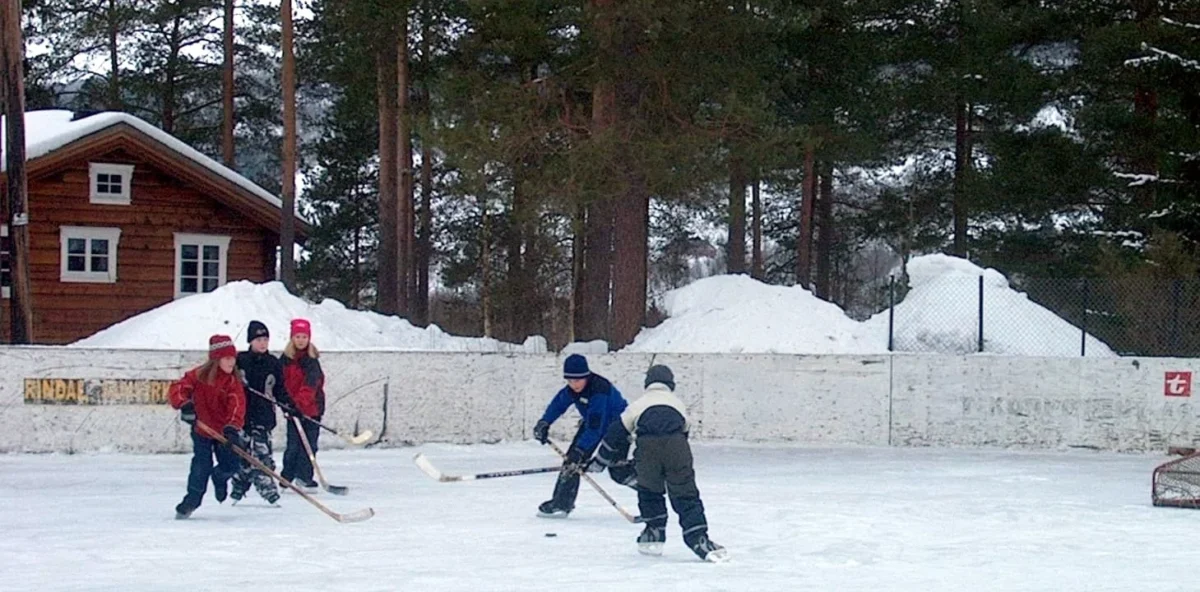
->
[544,533,557,538]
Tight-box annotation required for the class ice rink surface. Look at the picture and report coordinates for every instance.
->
[1,442,1191,591]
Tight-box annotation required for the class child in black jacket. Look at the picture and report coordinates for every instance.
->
[230,320,290,504]
[595,365,727,562]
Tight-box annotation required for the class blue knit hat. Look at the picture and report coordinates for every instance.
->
[563,354,590,379]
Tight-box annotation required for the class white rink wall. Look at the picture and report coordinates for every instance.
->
[1,347,1197,453]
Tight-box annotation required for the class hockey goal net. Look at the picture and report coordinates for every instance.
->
[1153,451,1200,508]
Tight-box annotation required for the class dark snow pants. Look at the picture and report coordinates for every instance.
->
[183,432,239,508]
[634,433,709,546]
[281,418,320,483]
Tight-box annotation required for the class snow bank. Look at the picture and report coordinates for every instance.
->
[624,274,872,354]
[624,254,1114,356]
[70,281,543,353]
[863,254,1115,357]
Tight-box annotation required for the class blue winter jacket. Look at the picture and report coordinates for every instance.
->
[539,374,627,452]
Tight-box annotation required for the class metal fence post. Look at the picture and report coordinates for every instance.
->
[888,275,895,352]
[1080,278,1089,357]
[977,275,984,353]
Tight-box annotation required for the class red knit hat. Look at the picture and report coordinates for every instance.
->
[208,334,237,360]
[290,318,311,338]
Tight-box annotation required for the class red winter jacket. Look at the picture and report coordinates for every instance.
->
[282,348,325,419]
[169,366,246,436]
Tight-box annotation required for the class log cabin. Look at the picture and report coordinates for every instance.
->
[0,110,308,344]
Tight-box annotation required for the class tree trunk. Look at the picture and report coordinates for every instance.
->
[2,0,33,343]
[416,123,433,327]
[222,0,235,168]
[727,157,747,274]
[397,17,413,316]
[480,202,493,338]
[570,204,584,342]
[1133,0,1160,214]
[506,160,535,342]
[575,0,617,345]
[751,171,763,279]
[952,97,970,257]
[278,0,296,289]
[610,173,648,349]
[107,0,121,110]
[352,226,361,309]
[376,39,400,315]
[796,143,815,288]
[414,0,433,327]
[815,163,834,300]
[161,13,182,133]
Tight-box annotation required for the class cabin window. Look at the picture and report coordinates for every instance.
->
[88,163,135,205]
[59,226,121,283]
[1,224,9,299]
[174,233,230,298]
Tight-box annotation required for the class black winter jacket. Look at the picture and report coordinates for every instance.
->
[237,350,290,431]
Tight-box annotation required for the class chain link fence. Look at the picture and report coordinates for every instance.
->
[881,275,1200,358]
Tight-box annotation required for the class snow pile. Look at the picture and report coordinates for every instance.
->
[624,274,872,354]
[862,255,1114,356]
[71,281,544,353]
[624,254,1114,356]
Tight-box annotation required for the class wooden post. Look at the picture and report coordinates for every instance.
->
[1,0,33,343]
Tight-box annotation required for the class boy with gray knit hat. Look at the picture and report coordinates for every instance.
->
[595,364,728,562]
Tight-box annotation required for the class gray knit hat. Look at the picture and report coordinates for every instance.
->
[644,365,675,391]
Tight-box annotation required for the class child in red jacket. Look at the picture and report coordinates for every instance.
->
[280,319,326,490]
[169,334,248,519]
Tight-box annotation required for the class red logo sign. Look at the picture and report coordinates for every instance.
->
[1165,371,1193,397]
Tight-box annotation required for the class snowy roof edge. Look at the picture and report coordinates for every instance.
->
[2,110,295,220]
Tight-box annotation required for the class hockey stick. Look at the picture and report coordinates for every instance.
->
[243,384,373,446]
[291,415,349,495]
[412,453,561,482]
[547,440,639,523]
[195,421,373,523]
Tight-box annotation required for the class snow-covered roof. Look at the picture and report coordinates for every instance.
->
[1,110,284,213]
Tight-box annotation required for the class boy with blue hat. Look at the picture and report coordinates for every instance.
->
[533,354,633,517]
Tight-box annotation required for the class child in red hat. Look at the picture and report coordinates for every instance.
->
[168,334,247,518]
[280,318,326,489]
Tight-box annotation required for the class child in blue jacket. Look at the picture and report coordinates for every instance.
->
[533,354,634,517]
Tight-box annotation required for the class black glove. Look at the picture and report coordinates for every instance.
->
[561,447,590,475]
[222,425,246,450]
[533,420,550,444]
[565,446,586,465]
[179,401,196,425]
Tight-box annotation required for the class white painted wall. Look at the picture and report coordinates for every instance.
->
[1,347,1197,453]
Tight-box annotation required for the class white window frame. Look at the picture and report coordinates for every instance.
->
[59,226,121,283]
[174,233,231,299]
[1,224,9,299]
[88,162,135,205]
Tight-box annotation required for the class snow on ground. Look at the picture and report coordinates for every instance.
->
[860,254,1116,356]
[624,254,1114,356]
[71,280,544,352]
[0,443,1185,591]
[72,254,1106,356]
[626,274,873,354]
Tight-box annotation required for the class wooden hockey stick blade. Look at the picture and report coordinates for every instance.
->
[547,440,639,523]
[292,416,351,496]
[343,430,373,445]
[197,421,373,523]
[413,453,560,482]
[413,453,447,481]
